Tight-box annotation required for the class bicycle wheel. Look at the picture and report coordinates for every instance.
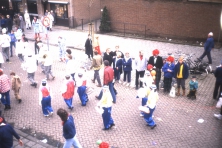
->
[194,68,208,80]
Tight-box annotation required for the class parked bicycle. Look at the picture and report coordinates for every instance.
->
[183,53,209,80]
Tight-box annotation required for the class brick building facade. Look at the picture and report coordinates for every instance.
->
[101,0,222,41]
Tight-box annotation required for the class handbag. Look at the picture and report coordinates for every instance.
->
[139,106,150,114]
[216,97,222,108]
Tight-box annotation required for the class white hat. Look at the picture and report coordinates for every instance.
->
[208,32,213,36]
[2,28,6,34]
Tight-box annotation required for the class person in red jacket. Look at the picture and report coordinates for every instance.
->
[61,75,75,110]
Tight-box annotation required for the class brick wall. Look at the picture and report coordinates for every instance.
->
[101,0,221,40]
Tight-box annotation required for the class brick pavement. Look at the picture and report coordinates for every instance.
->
[0,27,222,148]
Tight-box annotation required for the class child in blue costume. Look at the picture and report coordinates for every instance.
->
[75,72,88,106]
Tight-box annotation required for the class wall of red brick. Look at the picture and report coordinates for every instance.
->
[101,0,221,40]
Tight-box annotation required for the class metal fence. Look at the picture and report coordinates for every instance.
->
[68,17,100,32]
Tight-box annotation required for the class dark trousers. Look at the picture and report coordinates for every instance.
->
[123,71,131,83]
[155,69,161,90]
[135,70,145,88]
[93,70,101,85]
[213,81,222,99]
[199,50,212,64]
[177,78,185,90]
[114,68,121,80]
[164,77,172,92]
[10,42,16,56]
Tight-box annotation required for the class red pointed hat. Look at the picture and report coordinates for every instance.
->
[167,56,174,62]
[152,49,159,56]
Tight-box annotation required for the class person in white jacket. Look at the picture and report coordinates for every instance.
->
[66,54,76,81]
[23,52,37,88]
[42,51,55,80]
[0,28,11,62]
[15,37,25,62]
[47,12,54,31]
[24,10,31,30]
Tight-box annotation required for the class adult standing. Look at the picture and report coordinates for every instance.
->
[8,30,17,57]
[0,69,11,110]
[0,28,11,63]
[6,15,13,33]
[0,15,6,28]
[162,56,175,93]
[23,52,37,88]
[58,36,66,62]
[66,54,76,81]
[10,72,22,103]
[91,50,102,87]
[97,86,115,130]
[14,14,20,28]
[213,60,222,100]
[110,45,124,59]
[103,60,116,103]
[103,48,113,66]
[0,116,24,148]
[174,56,189,96]
[123,52,132,86]
[24,10,31,30]
[47,12,54,31]
[94,35,101,55]
[42,50,55,80]
[85,34,93,60]
[39,79,53,117]
[148,49,163,91]
[57,108,82,148]
[135,50,147,90]
[51,10,55,25]
[198,32,214,72]
[32,17,40,39]
[18,13,24,31]
[61,75,75,110]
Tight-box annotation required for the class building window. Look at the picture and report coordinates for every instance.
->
[188,0,222,3]
[50,3,68,19]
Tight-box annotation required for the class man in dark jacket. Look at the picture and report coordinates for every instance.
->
[148,49,163,90]
[198,32,214,71]
[0,116,24,148]
[213,60,222,100]
[84,34,93,60]
[6,15,13,33]
[57,108,82,148]
[103,48,113,66]
[174,56,189,96]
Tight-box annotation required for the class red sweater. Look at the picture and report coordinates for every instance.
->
[62,80,75,99]
[41,86,50,97]
[103,66,114,85]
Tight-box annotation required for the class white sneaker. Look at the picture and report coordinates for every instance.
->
[50,112,53,116]
[126,83,130,87]
[118,80,121,84]
[214,114,222,120]
[140,113,144,117]
[123,82,127,85]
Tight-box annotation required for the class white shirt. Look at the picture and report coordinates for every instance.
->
[0,34,11,47]
[66,59,76,74]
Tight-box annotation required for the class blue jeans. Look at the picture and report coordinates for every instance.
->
[64,98,73,109]
[108,82,116,103]
[102,107,114,129]
[1,90,10,105]
[63,135,82,148]
[41,96,53,116]
[10,42,16,56]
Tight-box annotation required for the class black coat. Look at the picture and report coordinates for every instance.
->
[110,51,124,59]
[84,38,93,55]
[148,56,163,69]
[103,52,113,66]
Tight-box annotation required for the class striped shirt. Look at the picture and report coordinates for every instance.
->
[0,74,10,93]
